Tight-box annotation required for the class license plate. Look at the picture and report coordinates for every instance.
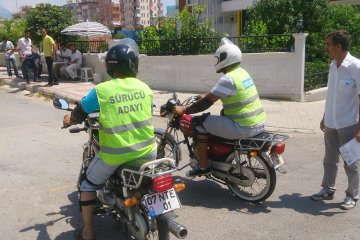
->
[271,154,285,169]
[143,188,181,216]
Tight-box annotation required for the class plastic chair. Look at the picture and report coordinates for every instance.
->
[80,67,94,82]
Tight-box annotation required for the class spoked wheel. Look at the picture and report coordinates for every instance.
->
[154,128,181,166]
[226,153,276,203]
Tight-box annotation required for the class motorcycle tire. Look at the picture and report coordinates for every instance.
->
[225,153,276,203]
[154,128,181,166]
[145,217,170,240]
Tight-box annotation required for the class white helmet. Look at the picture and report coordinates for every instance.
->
[214,37,242,73]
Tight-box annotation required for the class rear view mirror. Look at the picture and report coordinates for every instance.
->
[53,98,70,110]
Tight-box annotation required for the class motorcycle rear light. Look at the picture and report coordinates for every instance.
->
[152,174,173,193]
[272,143,285,154]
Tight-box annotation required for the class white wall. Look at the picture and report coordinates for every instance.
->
[0,33,309,102]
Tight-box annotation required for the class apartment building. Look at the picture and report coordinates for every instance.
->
[179,0,360,37]
[178,0,245,36]
[65,0,163,31]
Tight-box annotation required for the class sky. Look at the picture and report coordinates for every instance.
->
[1,0,175,14]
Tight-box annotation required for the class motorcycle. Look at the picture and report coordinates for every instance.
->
[53,98,188,240]
[155,94,289,203]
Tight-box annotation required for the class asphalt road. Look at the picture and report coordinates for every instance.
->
[1,85,359,240]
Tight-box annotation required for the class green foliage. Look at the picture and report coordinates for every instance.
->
[0,18,26,44]
[139,5,221,55]
[25,3,77,46]
[246,0,360,90]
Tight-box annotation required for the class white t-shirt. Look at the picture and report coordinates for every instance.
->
[210,75,237,98]
[70,49,82,66]
[0,41,15,59]
[324,52,360,129]
[58,48,72,63]
[17,37,32,56]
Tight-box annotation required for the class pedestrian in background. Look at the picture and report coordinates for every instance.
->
[61,42,82,81]
[41,28,57,86]
[56,43,72,80]
[17,29,39,84]
[311,30,360,210]
[0,35,20,78]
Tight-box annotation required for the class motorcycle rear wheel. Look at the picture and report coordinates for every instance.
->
[145,217,170,240]
[154,128,181,166]
[225,153,276,203]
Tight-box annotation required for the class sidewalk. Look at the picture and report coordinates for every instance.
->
[0,67,325,134]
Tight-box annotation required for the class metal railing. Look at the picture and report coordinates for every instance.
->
[136,34,294,56]
[74,41,109,54]
[72,34,294,55]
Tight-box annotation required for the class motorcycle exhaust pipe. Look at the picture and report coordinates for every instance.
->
[168,218,188,239]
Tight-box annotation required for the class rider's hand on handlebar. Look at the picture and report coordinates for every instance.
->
[63,114,72,128]
[172,106,186,116]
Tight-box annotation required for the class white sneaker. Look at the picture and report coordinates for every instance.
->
[340,196,356,210]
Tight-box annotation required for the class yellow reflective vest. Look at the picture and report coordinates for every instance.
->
[95,78,156,165]
[221,67,266,126]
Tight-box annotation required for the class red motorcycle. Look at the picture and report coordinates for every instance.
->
[155,94,288,203]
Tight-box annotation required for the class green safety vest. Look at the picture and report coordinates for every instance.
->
[95,78,156,165]
[221,67,266,126]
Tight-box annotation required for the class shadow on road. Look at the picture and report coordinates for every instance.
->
[174,176,269,214]
[19,191,81,240]
[175,177,345,217]
[263,193,345,216]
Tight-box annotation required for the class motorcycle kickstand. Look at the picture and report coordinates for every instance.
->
[177,162,191,171]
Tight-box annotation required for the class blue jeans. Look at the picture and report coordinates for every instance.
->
[22,56,39,81]
[5,58,19,77]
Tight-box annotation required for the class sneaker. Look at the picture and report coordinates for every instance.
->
[54,82,59,85]
[340,196,356,210]
[186,166,212,178]
[311,188,334,201]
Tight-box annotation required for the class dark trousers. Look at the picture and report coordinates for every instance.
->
[5,58,19,77]
[22,56,39,81]
[45,57,54,84]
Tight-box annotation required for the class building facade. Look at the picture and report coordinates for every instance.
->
[65,0,163,31]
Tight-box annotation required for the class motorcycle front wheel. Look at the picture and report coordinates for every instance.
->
[225,152,276,203]
[154,128,181,166]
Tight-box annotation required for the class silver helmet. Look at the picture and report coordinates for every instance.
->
[214,37,242,73]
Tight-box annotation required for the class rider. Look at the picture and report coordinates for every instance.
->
[63,39,156,240]
[173,38,266,177]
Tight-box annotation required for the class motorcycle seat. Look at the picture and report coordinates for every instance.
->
[120,158,153,172]
[210,132,273,150]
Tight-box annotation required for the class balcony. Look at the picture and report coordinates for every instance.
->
[221,0,255,12]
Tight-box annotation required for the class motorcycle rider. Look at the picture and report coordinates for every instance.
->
[63,39,157,240]
[173,38,266,177]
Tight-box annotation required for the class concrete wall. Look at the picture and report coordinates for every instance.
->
[0,33,310,102]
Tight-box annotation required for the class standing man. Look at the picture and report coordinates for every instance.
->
[0,36,20,78]
[311,30,360,210]
[41,28,57,86]
[62,43,82,81]
[17,29,39,84]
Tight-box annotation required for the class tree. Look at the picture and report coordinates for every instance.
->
[246,0,360,61]
[139,5,221,55]
[25,3,77,46]
[0,18,26,44]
